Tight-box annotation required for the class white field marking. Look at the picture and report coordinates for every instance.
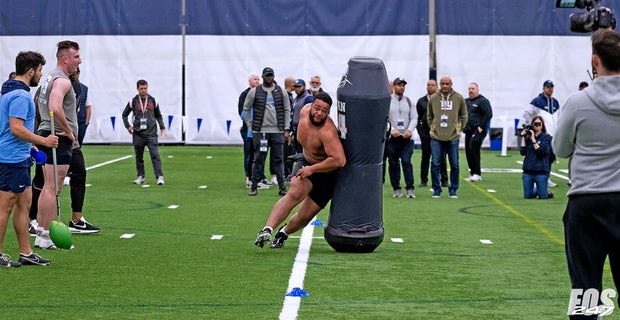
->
[483,165,569,181]
[391,238,404,243]
[487,189,496,193]
[120,233,135,239]
[85,155,132,171]
[481,168,522,173]
[480,239,493,244]
[198,185,208,189]
[279,219,315,320]
[142,185,150,188]
[210,235,223,240]
[168,205,179,209]
[550,171,569,180]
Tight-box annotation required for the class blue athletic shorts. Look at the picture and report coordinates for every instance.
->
[0,159,32,193]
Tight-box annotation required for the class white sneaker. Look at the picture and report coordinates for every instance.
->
[548,179,558,188]
[34,234,57,250]
[406,190,416,198]
[133,176,146,184]
[257,182,271,189]
[245,178,251,188]
[471,174,482,182]
[392,190,402,198]
[271,177,278,185]
[157,176,165,185]
[63,176,71,186]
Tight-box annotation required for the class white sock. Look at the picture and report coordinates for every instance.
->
[263,226,273,233]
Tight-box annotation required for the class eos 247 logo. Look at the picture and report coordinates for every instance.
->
[567,288,616,317]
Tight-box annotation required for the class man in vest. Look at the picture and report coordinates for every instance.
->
[243,67,291,196]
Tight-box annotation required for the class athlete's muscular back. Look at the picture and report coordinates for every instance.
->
[296,103,346,175]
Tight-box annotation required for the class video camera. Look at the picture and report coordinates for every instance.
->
[521,123,534,139]
[556,0,617,32]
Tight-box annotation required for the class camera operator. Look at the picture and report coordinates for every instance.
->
[554,30,620,319]
[519,115,553,200]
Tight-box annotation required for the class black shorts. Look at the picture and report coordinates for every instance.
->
[292,158,338,209]
[36,130,73,165]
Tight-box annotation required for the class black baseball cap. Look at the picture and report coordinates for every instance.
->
[393,77,407,85]
[262,67,274,76]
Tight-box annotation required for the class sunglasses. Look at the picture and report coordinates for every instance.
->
[533,122,542,127]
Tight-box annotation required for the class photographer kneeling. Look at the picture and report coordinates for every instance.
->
[520,115,554,199]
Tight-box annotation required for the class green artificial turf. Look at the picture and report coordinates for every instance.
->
[0,145,614,319]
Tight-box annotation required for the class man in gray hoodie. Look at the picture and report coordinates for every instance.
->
[554,29,620,318]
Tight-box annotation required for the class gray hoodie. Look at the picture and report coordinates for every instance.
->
[553,75,620,196]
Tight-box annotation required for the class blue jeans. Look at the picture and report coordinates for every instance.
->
[386,137,414,191]
[431,139,459,194]
[522,173,550,199]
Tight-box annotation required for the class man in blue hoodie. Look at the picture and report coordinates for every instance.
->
[0,51,56,267]
[554,30,620,318]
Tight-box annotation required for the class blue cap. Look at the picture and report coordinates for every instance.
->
[543,80,554,87]
[293,79,305,87]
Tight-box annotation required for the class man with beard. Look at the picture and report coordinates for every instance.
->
[0,51,56,266]
[243,67,291,196]
[254,92,346,249]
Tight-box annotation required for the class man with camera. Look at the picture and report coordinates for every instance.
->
[554,29,620,319]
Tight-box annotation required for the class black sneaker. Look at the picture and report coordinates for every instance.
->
[270,226,288,249]
[418,182,427,188]
[249,187,258,196]
[68,217,100,234]
[0,253,21,268]
[28,224,37,237]
[278,188,287,196]
[255,228,272,248]
[18,252,51,266]
[547,192,554,199]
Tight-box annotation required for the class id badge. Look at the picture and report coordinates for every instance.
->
[260,139,268,152]
[440,114,448,128]
[139,118,147,130]
[397,119,405,131]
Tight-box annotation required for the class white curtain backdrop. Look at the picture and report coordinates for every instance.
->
[0,34,591,146]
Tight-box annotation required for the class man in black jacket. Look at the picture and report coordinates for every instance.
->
[463,82,493,182]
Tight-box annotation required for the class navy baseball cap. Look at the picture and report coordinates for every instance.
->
[543,80,554,87]
[393,77,407,85]
[293,79,305,87]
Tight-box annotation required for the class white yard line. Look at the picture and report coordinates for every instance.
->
[85,155,132,171]
[279,219,315,320]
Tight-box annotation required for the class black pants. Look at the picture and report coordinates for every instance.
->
[464,129,486,176]
[30,147,86,220]
[251,133,285,189]
[563,193,620,319]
